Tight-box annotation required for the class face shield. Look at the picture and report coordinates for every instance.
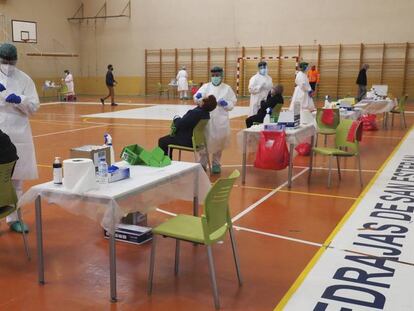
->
[0,58,17,76]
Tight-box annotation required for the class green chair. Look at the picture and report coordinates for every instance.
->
[315,108,341,147]
[0,161,30,260]
[390,95,408,129]
[308,119,363,188]
[271,104,283,122]
[157,82,170,99]
[148,170,242,309]
[168,119,211,173]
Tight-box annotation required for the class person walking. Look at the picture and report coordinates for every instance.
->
[100,64,117,106]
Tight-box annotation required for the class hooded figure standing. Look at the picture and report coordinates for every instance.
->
[248,61,273,116]
[194,66,237,174]
[176,66,189,100]
[63,69,75,101]
[0,43,40,233]
[289,62,315,111]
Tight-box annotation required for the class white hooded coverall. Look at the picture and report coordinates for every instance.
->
[248,72,272,116]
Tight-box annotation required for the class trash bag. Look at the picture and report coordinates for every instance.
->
[295,142,311,156]
[361,114,378,131]
[321,109,335,126]
[254,131,289,170]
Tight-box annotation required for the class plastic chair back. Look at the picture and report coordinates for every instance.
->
[0,161,17,208]
[192,119,209,150]
[334,119,361,154]
[398,95,408,112]
[271,104,283,121]
[202,170,239,243]
[316,108,340,130]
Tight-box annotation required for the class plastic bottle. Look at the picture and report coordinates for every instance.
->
[104,133,115,165]
[263,108,271,124]
[53,157,63,184]
[97,158,108,184]
[324,95,330,108]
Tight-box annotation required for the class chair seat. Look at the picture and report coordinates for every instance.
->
[153,214,205,244]
[389,109,402,114]
[0,205,16,219]
[168,144,194,152]
[318,128,337,135]
[313,147,355,156]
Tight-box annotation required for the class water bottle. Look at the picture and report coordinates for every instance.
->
[98,158,108,184]
[263,107,271,124]
[104,133,115,165]
[53,157,62,184]
[324,95,330,108]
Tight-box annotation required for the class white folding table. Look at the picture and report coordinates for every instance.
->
[18,161,211,302]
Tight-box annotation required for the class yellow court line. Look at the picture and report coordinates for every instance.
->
[237,184,357,201]
[274,124,414,310]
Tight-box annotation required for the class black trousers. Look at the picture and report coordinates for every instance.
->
[245,114,265,128]
[158,135,192,158]
[309,82,317,91]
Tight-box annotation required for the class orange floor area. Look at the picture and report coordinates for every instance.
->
[1,96,412,311]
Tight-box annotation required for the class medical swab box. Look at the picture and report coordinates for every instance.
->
[104,224,152,245]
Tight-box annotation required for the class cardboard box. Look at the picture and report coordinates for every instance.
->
[104,224,152,245]
[108,166,130,183]
[70,145,110,170]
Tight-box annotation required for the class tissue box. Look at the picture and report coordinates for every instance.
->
[70,145,110,170]
[277,111,300,128]
[264,123,285,131]
[104,224,152,245]
[108,166,130,183]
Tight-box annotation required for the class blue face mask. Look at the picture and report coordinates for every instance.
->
[259,67,268,75]
[211,76,222,86]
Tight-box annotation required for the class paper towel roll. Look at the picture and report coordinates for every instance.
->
[63,158,98,193]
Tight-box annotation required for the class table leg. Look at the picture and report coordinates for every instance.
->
[193,168,199,217]
[109,232,117,302]
[288,143,294,188]
[35,195,45,285]
[308,135,315,182]
[242,131,247,185]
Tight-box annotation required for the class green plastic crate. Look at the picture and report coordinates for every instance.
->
[121,144,171,167]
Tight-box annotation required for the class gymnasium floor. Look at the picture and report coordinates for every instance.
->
[1,96,412,311]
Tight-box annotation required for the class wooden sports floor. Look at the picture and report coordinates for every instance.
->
[1,96,412,311]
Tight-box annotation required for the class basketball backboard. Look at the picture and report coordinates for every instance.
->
[12,20,37,43]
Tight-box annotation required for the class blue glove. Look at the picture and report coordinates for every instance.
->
[195,93,202,99]
[308,91,314,97]
[5,93,22,104]
[218,99,228,107]
[0,83,5,92]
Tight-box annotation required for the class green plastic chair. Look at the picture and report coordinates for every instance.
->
[168,119,212,173]
[315,108,341,147]
[157,82,170,99]
[0,161,30,260]
[308,119,363,188]
[148,170,242,309]
[271,104,283,122]
[390,95,408,129]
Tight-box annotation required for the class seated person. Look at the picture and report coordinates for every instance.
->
[245,84,284,128]
[0,129,19,164]
[158,95,217,157]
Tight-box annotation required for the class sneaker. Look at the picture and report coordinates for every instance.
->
[100,98,104,105]
[9,221,29,233]
[111,103,118,106]
[212,164,221,174]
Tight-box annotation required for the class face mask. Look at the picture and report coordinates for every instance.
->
[259,67,268,75]
[211,76,222,86]
[0,64,15,76]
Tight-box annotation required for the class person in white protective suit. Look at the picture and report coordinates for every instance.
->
[193,66,236,174]
[63,69,75,101]
[289,62,315,111]
[176,66,189,100]
[0,43,40,233]
[248,61,273,116]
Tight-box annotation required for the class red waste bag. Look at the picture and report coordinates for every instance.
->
[295,142,311,156]
[254,131,289,170]
[321,109,335,126]
[361,114,378,131]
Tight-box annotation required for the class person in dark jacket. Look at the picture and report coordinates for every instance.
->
[0,129,18,164]
[100,64,117,106]
[245,84,284,128]
[356,64,369,102]
[158,95,217,157]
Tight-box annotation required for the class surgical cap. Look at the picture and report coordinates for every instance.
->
[258,61,267,68]
[0,43,18,61]
[210,66,223,73]
[299,62,309,70]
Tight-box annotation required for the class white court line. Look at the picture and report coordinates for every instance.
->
[222,164,377,173]
[156,208,177,217]
[234,225,324,248]
[40,101,153,107]
[231,168,309,223]
[33,125,107,138]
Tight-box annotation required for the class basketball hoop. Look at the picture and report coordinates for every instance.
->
[21,39,29,43]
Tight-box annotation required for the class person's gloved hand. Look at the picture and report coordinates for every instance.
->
[0,83,5,92]
[308,91,314,98]
[218,99,228,107]
[195,93,202,99]
[5,93,22,104]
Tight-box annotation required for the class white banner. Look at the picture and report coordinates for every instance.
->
[278,128,414,311]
